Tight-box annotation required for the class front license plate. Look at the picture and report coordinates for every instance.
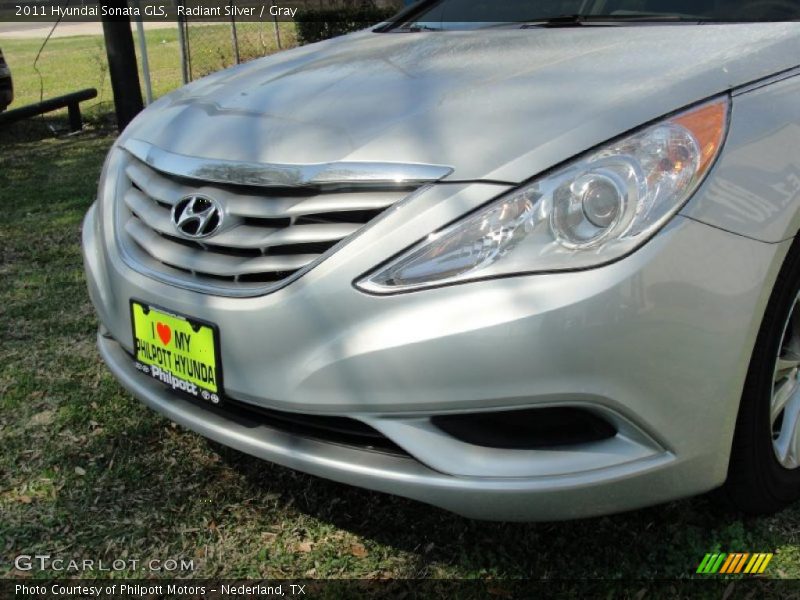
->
[130,300,223,404]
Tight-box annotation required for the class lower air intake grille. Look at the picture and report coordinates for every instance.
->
[432,408,617,450]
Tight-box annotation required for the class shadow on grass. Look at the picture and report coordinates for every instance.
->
[209,439,782,579]
[0,106,117,146]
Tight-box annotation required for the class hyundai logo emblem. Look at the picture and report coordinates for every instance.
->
[171,195,223,239]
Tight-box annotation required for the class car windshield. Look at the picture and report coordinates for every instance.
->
[389,0,800,31]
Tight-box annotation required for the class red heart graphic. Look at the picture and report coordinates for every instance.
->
[156,322,171,346]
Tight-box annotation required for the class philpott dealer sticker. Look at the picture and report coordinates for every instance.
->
[131,301,222,404]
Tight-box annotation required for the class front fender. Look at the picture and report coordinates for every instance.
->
[681,72,800,243]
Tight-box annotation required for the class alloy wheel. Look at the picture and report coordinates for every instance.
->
[772,292,800,469]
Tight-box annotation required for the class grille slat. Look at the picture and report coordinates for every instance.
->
[125,162,182,205]
[278,193,404,217]
[125,219,318,276]
[124,187,177,231]
[117,151,425,294]
[124,187,361,251]
[210,222,362,250]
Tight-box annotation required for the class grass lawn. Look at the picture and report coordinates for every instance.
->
[1,38,800,591]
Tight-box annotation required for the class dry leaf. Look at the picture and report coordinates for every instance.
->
[18,495,33,504]
[350,543,368,558]
[295,541,313,553]
[74,466,86,476]
[30,410,55,426]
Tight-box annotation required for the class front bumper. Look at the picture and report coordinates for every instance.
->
[83,179,789,520]
[98,329,681,521]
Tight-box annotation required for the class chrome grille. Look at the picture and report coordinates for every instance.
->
[114,142,450,296]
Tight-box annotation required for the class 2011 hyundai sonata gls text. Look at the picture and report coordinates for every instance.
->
[82,1,800,520]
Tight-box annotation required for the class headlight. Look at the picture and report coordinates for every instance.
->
[357,97,729,294]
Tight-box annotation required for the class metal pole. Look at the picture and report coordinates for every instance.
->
[185,18,193,81]
[133,0,153,104]
[230,0,241,64]
[175,0,189,84]
[272,2,282,50]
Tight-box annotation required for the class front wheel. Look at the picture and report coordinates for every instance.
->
[724,238,800,514]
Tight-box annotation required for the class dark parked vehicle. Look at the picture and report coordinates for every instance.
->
[0,48,13,111]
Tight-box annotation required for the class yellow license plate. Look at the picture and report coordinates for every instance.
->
[131,300,222,404]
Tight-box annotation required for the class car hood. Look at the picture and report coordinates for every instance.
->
[122,24,800,183]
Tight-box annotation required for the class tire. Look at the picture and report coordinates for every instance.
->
[724,236,800,514]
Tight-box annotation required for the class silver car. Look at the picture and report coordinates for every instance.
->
[83,1,800,520]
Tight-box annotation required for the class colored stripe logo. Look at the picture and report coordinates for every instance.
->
[696,553,773,574]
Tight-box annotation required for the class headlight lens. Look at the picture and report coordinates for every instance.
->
[357,97,729,293]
